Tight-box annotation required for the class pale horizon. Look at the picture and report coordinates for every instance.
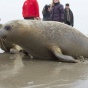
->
[0,0,88,35]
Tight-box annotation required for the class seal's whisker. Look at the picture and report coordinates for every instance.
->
[0,38,7,50]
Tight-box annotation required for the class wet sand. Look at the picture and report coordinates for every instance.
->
[0,53,88,88]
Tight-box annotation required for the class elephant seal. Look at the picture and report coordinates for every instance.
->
[0,24,29,55]
[0,20,88,63]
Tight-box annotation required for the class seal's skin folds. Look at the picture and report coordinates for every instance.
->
[0,20,88,62]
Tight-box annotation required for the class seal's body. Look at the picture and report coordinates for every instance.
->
[0,20,88,62]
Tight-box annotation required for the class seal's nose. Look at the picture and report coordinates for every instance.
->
[0,28,7,38]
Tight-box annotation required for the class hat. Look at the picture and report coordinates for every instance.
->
[66,3,69,6]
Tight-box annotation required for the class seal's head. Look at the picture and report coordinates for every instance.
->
[0,20,30,44]
[0,21,13,35]
[0,23,15,41]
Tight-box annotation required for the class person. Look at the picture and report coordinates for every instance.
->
[49,0,64,22]
[64,3,74,27]
[22,0,40,20]
[42,4,50,21]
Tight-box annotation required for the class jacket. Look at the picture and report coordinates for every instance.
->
[64,9,74,26]
[22,0,39,18]
[49,2,64,22]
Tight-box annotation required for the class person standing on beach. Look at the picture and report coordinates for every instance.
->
[64,3,74,27]
[22,0,40,20]
[49,0,64,22]
[42,4,51,21]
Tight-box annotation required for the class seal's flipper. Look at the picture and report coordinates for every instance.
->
[49,46,78,63]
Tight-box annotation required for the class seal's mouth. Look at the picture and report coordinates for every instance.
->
[0,36,9,51]
[0,34,7,40]
[1,35,7,39]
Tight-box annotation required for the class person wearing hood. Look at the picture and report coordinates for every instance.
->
[49,0,64,22]
[42,4,50,21]
[64,3,74,27]
[22,0,40,20]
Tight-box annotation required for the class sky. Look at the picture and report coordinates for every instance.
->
[0,0,88,35]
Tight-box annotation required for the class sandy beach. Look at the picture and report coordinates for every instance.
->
[0,52,88,88]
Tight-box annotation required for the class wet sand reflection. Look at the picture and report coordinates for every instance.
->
[0,53,88,88]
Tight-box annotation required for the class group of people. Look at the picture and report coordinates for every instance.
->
[22,0,74,27]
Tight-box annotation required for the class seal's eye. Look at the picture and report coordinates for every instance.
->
[4,26,11,30]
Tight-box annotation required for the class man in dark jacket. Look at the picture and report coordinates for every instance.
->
[64,3,74,27]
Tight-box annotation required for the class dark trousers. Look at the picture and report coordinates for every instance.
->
[66,21,71,25]
[24,17,34,20]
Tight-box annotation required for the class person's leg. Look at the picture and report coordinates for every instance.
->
[66,21,70,25]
